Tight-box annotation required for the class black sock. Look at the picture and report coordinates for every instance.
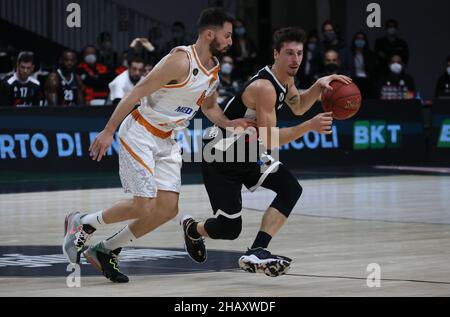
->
[251,231,272,249]
[187,221,201,239]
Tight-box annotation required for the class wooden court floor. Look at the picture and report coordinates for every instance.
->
[0,175,449,296]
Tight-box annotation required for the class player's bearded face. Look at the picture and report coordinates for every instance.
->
[210,36,230,57]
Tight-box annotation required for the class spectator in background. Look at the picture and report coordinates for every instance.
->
[377,53,415,100]
[108,57,144,106]
[435,55,450,99]
[128,37,157,67]
[217,55,242,106]
[114,51,129,76]
[97,32,118,70]
[45,50,84,106]
[77,45,112,105]
[297,31,322,89]
[319,49,346,77]
[230,18,257,80]
[163,21,190,56]
[143,62,154,77]
[350,31,378,98]
[375,19,409,70]
[0,51,41,107]
[321,20,351,75]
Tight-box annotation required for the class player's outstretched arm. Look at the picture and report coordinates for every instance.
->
[285,74,352,116]
[256,80,333,148]
[201,91,256,130]
[89,51,189,161]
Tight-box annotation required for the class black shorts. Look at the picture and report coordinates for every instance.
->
[201,159,294,215]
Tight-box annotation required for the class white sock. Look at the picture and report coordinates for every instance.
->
[102,225,137,251]
[81,210,105,229]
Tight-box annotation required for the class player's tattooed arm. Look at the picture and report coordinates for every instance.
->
[285,82,302,114]
[285,79,323,116]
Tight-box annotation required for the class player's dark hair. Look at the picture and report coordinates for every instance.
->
[61,49,77,58]
[272,27,306,52]
[129,56,144,66]
[197,7,234,32]
[17,51,34,64]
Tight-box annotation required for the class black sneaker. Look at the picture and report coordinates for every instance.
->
[238,247,292,277]
[84,242,129,283]
[180,215,207,263]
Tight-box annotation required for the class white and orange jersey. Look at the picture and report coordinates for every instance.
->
[137,45,220,133]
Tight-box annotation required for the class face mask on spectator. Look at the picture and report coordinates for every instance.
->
[84,54,97,65]
[221,63,233,75]
[387,27,397,36]
[235,27,246,37]
[354,39,366,48]
[447,66,450,76]
[307,43,317,51]
[325,63,339,73]
[390,62,402,74]
[323,31,336,42]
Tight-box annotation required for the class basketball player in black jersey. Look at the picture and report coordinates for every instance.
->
[181,27,352,276]
[0,52,41,107]
[45,50,84,106]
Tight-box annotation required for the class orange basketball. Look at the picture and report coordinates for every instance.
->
[321,81,362,120]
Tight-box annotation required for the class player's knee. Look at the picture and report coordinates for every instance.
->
[291,181,303,203]
[226,218,242,240]
[133,198,155,218]
[204,215,242,240]
[272,180,302,218]
[165,205,179,221]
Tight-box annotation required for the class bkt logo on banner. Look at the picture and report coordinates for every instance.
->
[438,119,450,148]
[353,121,401,150]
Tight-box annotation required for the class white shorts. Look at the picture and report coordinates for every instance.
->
[118,113,182,198]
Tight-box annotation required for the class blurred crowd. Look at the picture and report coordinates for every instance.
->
[1,18,449,108]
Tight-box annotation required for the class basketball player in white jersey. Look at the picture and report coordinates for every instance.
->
[62,8,254,283]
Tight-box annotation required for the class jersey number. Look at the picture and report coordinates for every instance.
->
[64,90,74,101]
[20,87,28,98]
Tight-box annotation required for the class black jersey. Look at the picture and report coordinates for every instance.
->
[204,66,287,164]
[202,66,290,198]
[0,73,41,107]
[222,65,288,121]
[57,69,80,106]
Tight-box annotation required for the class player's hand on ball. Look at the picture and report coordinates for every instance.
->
[308,112,333,134]
[317,74,352,92]
[89,129,114,162]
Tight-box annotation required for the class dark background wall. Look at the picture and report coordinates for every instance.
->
[1,0,449,99]
[343,0,450,100]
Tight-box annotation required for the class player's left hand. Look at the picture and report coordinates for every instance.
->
[317,74,352,91]
[226,118,257,134]
[228,118,257,128]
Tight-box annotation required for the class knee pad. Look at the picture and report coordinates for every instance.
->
[204,214,242,240]
[271,181,302,218]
